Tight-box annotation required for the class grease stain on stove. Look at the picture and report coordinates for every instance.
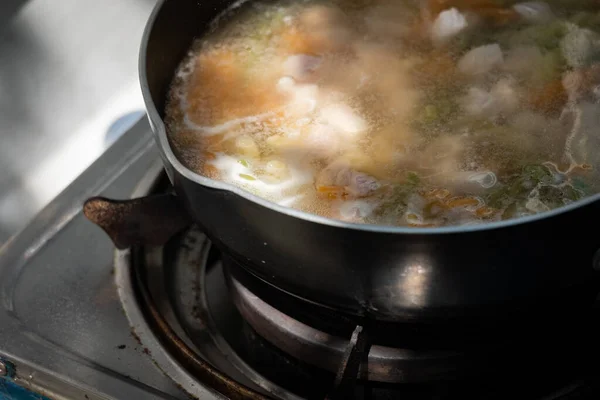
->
[130,329,142,345]
[174,382,199,400]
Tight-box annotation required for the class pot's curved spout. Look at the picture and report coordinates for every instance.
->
[83,194,191,249]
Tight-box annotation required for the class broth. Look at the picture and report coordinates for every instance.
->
[165,0,600,227]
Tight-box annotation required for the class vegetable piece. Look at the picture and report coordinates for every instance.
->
[499,20,566,51]
[345,172,381,197]
[446,196,482,208]
[316,185,346,199]
[417,95,461,128]
[428,0,517,21]
[534,50,565,87]
[431,8,469,44]
[503,45,544,75]
[561,23,600,68]
[281,27,316,54]
[526,78,567,114]
[562,65,600,102]
[475,206,498,217]
[317,161,380,198]
[426,188,452,199]
[459,80,519,118]
[234,135,260,158]
[570,11,600,30]
[458,44,504,76]
[406,172,421,186]
[295,5,353,54]
[475,7,520,26]
[239,173,257,181]
[460,87,495,116]
[572,176,592,194]
[278,80,319,117]
[490,78,520,112]
[512,2,554,23]
[484,164,555,208]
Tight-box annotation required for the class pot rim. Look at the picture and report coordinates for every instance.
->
[139,0,600,236]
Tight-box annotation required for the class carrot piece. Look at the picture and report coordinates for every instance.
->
[316,185,346,200]
[280,27,316,55]
[317,185,343,192]
[426,188,451,199]
[475,206,497,217]
[474,6,519,25]
[446,197,481,208]
[527,79,567,115]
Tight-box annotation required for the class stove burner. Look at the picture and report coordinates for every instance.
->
[227,266,467,384]
[114,171,600,400]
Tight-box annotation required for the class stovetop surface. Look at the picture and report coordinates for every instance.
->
[0,119,193,400]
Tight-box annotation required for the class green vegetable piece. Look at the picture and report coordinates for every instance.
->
[569,12,600,30]
[423,105,438,120]
[368,181,420,223]
[406,171,420,186]
[522,164,554,185]
[502,21,567,51]
[238,159,250,168]
[239,173,257,181]
[532,50,565,87]
[485,164,555,209]
[572,177,590,192]
[562,184,584,202]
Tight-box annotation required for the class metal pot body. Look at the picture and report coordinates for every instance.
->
[140,0,600,321]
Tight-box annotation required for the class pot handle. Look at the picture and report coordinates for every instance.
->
[83,194,192,249]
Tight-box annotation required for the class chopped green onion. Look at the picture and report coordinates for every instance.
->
[406,171,421,186]
[239,173,257,181]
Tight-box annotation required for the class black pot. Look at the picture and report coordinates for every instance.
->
[86,0,600,322]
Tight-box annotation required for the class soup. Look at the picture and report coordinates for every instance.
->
[165,0,600,227]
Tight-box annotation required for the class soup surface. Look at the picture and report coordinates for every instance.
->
[165,0,600,227]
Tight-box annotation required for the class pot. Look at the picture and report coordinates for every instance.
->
[85,0,600,322]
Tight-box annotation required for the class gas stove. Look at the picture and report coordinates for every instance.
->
[2,118,600,400]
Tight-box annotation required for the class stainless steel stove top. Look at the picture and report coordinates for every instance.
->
[0,119,196,400]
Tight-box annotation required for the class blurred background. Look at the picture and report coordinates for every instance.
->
[0,0,158,244]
